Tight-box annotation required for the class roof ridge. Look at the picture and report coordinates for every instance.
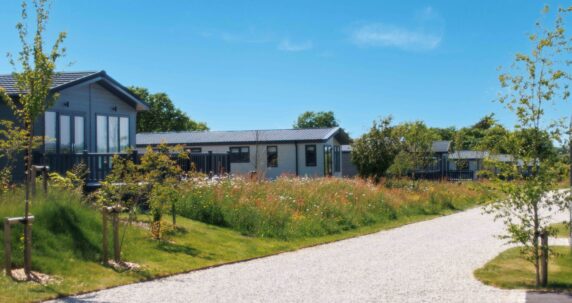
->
[0,70,100,77]
[137,127,339,135]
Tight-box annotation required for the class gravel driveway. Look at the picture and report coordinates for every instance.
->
[54,207,571,303]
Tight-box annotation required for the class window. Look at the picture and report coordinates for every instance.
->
[334,145,341,173]
[305,145,316,167]
[74,116,85,152]
[96,115,107,153]
[229,146,250,163]
[267,146,278,167]
[119,117,129,152]
[108,116,119,153]
[189,147,202,153]
[44,112,56,153]
[324,145,333,176]
[97,115,130,153]
[59,115,71,153]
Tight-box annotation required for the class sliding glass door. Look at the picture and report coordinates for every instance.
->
[45,112,85,154]
[96,115,130,153]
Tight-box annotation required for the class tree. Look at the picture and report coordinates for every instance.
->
[431,126,457,141]
[0,0,66,279]
[454,114,510,152]
[390,121,440,178]
[486,6,571,287]
[0,121,35,191]
[351,117,400,181]
[293,111,339,129]
[129,87,208,132]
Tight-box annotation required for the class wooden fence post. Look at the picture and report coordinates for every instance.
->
[4,218,11,277]
[102,209,109,265]
[132,149,139,165]
[42,166,48,194]
[24,218,32,276]
[540,232,549,287]
[112,211,120,263]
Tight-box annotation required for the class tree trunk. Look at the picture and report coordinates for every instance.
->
[533,205,540,287]
[540,231,548,287]
[23,124,34,280]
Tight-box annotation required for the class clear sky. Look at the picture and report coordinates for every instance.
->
[0,1,570,137]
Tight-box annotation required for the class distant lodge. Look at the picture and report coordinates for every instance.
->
[408,141,529,181]
[135,129,524,181]
[136,127,351,179]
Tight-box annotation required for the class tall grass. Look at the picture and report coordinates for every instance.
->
[177,177,495,239]
[0,189,102,270]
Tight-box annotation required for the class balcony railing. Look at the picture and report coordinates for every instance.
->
[34,151,231,187]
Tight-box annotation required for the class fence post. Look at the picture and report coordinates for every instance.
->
[4,218,11,277]
[23,218,32,276]
[112,211,120,263]
[102,209,109,265]
[82,150,89,186]
[540,232,549,287]
[132,149,139,165]
[42,166,49,194]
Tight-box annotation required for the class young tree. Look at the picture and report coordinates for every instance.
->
[1,0,66,279]
[487,6,571,287]
[129,87,208,132]
[0,121,34,191]
[391,121,439,179]
[351,117,400,181]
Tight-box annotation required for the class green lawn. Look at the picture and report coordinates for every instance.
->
[474,246,572,290]
[0,189,460,303]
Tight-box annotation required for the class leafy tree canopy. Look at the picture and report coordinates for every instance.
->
[389,121,440,177]
[351,116,400,180]
[293,111,339,129]
[129,87,208,133]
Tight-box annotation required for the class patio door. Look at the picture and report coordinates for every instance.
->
[59,114,85,154]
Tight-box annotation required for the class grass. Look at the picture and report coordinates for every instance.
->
[0,179,494,302]
[176,177,496,239]
[474,246,572,290]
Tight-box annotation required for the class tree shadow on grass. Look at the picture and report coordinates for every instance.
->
[156,241,200,257]
[164,226,188,237]
[43,206,100,260]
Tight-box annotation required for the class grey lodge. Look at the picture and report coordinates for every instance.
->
[136,127,351,179]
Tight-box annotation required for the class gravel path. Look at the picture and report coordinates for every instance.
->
[54,207,570,303]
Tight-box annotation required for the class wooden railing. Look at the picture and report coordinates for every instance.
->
[37,151,133,185]
[34,150,231,186]
[446,170,475,181]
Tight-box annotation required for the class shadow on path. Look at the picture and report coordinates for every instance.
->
[527,291,572,303]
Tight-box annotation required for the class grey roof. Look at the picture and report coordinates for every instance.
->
[431,140,451,153]
[0,71,98,95]
[0,71,148,111]
[136,127,349,146]
[448,151,517,163]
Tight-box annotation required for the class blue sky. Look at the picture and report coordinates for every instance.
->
[0,1,570,137]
